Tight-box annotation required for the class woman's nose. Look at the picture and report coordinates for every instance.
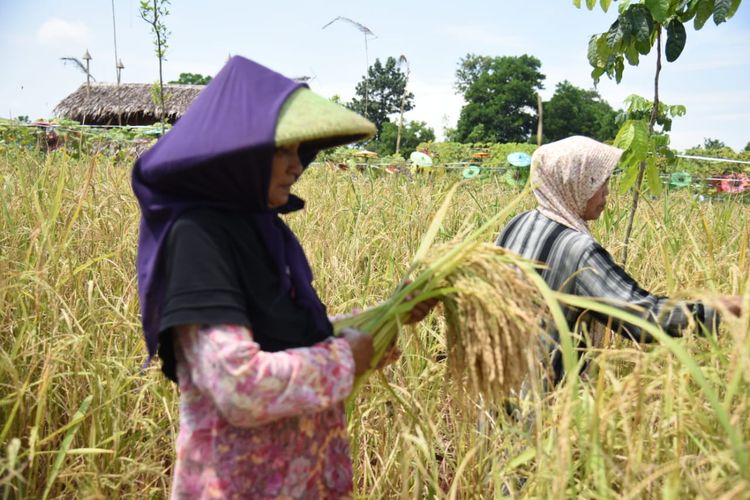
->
[289,155,303,177]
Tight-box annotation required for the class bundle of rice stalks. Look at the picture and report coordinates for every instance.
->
[429,243,547,402]
[333,183,549,402]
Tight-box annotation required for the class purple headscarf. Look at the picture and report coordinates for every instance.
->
[132,56,331,360]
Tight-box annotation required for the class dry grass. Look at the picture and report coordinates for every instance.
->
[1,149,749,498]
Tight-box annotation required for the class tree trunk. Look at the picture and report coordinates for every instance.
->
[154,0,166,135]
[621,29,662,265]
[536,93,543,146]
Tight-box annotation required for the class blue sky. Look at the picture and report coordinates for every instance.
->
[1,0,748,151]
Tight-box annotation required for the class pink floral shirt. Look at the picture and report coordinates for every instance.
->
[171,324,355,499]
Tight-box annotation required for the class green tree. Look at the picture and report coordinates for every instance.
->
[376,120,435,157]
[169,72,211,85]
[543,81,619,142]
[454,54,545,143]
[745,141,750,152]
[703,137,727,150]
[454,54,494,95]
[349,57,414,139]
[140,0,170,134]
[579,0,744,264]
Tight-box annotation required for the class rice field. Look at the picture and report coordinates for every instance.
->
[1,149,749,498]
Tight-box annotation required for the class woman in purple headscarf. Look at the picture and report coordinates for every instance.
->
[133,56,434,498]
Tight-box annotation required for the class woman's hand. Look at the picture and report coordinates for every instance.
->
[401,282,440,324]
[405,296,440,324]
[341,327,374,376]
[718,295,742,317]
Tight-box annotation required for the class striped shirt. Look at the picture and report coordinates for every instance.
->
[496,210,719,383]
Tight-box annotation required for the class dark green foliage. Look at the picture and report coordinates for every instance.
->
[454,54,545,143]
[745,141,750,152]
[585,0,743,83]
[694,0,715,29]
[349,57,414,139]
[665,19,687,62]
[169,72,211,85]
[543,81,619,142]
[453,54,494,95]
[703,137,728,150]
[644,0,670,24]
[713,0,733,24]
[375,121,435,158]
[613,95,686,192]
[615,94,686,133]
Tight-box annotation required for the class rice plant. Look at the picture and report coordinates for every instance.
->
[1,149,748,498]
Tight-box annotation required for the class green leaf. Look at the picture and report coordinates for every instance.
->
[678,0,701,21]
[587,0,597,9]
[632,119,651,152]
[665,19,687,62]
[614,119,650,169]
[42,395,94,500]
[600,0,613,12]
[619,164,641,192]
[727,0,742,18]
[635,38,653,55]
[646,157,662,194]
[668,104,687,117]
[596,35,612,65]
[591,66,606,84]
[573,0,582,7]
[628,4,655,44]
[652,133,670,150]
[694,0,714,29]
[606,19,623,48]
[614,55,625,82]
[645,0,671,23]
[588,34,602,67]
[618,11,634,45]
[625,44,641,65]
[713,0,731,23]
[614,120,636,151]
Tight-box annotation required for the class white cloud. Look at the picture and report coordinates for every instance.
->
[403,78,464,140]
[36,18,91,47]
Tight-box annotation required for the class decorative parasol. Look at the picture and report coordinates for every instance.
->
[717,172,750,193]
[670,172,692,188]
[354,149,378,158]
[410,151,433,167]
[462,165,481,179]
[507,152,532,167]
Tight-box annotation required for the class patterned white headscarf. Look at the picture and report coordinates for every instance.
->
[531,136,623,235]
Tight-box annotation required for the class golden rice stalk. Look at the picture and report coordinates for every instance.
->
[425,242,547,402]
[334,238,547,402]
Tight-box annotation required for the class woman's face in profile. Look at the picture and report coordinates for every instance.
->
[582,177,610,221]
[268,143,303,208]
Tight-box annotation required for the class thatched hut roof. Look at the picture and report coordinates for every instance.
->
[54,82,205,126]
